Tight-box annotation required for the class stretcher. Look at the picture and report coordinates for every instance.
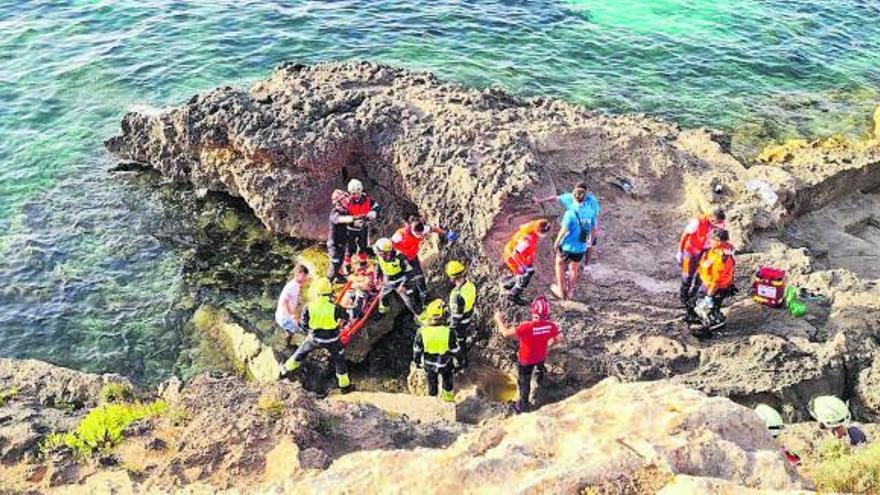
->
[334,280,382,346]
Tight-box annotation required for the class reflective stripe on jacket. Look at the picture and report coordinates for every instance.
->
[449,281,477,324]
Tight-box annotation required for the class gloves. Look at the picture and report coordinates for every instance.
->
[445,230,459,243]
[367,210,377,221]
[702,295,715,308]
[353,219,366,229]
[676,251,684,264]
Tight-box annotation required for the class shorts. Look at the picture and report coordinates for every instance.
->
[557,246,586,263]
[276,316,301,334]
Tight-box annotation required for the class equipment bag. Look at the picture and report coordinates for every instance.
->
[753,266,786,307]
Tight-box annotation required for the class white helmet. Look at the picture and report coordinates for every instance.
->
[374,238,393,253]
[347,179,364,194]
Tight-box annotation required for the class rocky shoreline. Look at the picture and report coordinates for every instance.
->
[2,61,878,492]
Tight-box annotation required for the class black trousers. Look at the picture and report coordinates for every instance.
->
[426,365,454,396]
[346,228,370,257]
[517,361,546,410]
[327,237,347,281]
[451,322,470,369]
[292,336,348,377]
[408,257,428,298]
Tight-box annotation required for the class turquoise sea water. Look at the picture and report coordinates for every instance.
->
[1,1,878,383]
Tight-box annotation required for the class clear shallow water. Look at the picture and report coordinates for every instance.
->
[1,1,878,382]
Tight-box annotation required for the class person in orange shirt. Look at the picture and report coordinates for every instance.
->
[391,216,447,304]
[687,229,735,326]
[678,208,725,306]
[502,219,552,306]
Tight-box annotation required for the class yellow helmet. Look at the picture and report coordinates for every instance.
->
[424,299,446,318]
[312,277,333,296]
[374,237,393,253]
[445,260,466,278]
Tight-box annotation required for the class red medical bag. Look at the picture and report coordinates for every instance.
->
[753,267,786,307]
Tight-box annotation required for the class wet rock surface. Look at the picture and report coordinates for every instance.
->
[105,62,880,424]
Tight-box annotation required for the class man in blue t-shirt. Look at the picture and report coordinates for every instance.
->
[534,182,601,299]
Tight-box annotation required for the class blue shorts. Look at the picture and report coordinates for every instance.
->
[276,316,301,334]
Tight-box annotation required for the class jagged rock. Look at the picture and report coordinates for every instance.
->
[330,390,456,423]
[674,335,845,421]
[192,305,281,383]
[275,379,807,493]
[105,62,880,423]
[0,359,131,466]
[0,358,130,410]
[658,475,813,494]
[405,362,429,396]
[854,359,880,422]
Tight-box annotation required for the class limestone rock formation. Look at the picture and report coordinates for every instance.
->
[105,62,880,422]
[274,379,807,494]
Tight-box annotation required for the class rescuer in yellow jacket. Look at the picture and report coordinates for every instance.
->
[283,277,352,392]
[445,260,477,371]
[413,299,459,402]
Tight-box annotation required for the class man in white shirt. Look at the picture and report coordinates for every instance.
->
[275,264,311,347]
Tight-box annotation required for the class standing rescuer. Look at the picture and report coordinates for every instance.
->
[373,237,420,316]
[282,277,352,392]
[503,219,552,306]
[327,189,350,283]
[340,179,380,261]
[678,208,726,306]
[445,260,477,370]
[493,296,562,414]
[413,299,459,403]
[391,216,448,304]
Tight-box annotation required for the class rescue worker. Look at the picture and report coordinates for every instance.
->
[327,189,350,283]
[503,219,552,306]
[687,228,735,328]
[493,296,562,414]
[282,277,352,392]
[413,299,459,403]
[340,179,380,260]
[678,208,726,305]
[445,260,477,370]
[809,396,869,446]
[391,216,448,304]
[373,237,420,316]
[275,264,311,348]
[754,404,801,466]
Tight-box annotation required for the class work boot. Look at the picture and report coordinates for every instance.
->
[508,293,529,306]
[679,286,690,307]
[336,373,353,394]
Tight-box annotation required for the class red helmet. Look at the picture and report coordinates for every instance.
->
[331,189,347,203]
[530,296,550,320]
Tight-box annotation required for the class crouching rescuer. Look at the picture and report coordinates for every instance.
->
[446,260,477,370]
[282,277,352,392]
[687,228,736,331]
[413,299,459,403]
